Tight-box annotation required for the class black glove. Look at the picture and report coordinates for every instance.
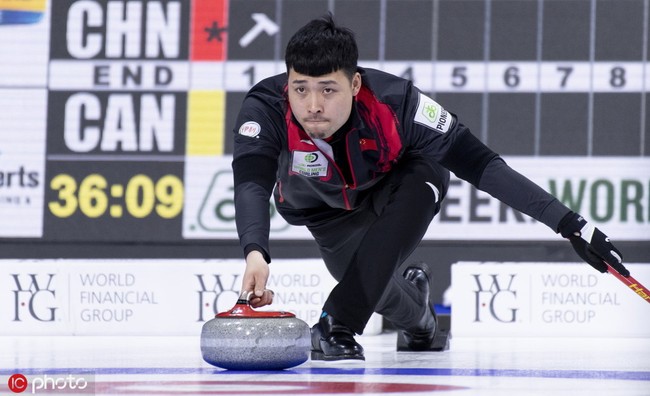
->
[558,212,629,277]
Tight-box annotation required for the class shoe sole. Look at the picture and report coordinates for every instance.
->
[396,313,451,352]
[311,350,365,361]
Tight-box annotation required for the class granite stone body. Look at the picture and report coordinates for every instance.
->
[201,297,311,370]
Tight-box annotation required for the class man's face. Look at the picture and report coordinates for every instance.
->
[287,68,361,140]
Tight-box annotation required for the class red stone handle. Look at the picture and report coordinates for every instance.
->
[215,291,296,318]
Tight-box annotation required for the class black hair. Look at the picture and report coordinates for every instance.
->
[285,13,358,80]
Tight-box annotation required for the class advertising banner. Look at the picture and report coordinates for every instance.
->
[0,258,383,336]
[451,262,650,337]
[0,90,47,237]
[183,156,650,241]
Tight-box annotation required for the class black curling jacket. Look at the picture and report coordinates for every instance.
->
[232,67,570,262]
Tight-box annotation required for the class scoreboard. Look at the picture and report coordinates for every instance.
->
[225,0,650,157]
[0,0,648,243]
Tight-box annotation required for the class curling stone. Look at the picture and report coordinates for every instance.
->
[201,292,311,370]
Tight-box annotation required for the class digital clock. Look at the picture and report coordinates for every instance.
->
[48,173,183,219]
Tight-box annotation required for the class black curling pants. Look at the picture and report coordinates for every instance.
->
[306,157,449,334]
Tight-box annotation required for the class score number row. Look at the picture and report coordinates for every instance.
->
[193,61,648,93]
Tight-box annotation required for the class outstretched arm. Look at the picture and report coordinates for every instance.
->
[478,156,629,277]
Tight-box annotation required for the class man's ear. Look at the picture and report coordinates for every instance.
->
[352,72,362,96]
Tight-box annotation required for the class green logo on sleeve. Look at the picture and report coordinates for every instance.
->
[423,103,438,123]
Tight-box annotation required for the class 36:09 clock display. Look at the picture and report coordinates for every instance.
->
[48,173,184,219]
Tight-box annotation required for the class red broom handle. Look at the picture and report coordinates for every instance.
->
[604,261,650,305]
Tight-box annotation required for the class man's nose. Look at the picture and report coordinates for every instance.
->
[308,94,322,113]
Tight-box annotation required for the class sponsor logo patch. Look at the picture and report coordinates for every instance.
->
[238,121,261,138]
[291,150,328,177]
[414,93,452,133]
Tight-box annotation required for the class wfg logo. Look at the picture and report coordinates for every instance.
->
[472,273,519,323]
[195,274,241,322]
[11,274,58,322]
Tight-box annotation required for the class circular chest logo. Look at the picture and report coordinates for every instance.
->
[304,153,319,163]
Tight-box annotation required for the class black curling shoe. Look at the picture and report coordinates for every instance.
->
[311,314,365,361]
[401,263,437,351]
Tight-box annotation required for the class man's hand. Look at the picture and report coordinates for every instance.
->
[241,250,274,308]
[558,212,629,277]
